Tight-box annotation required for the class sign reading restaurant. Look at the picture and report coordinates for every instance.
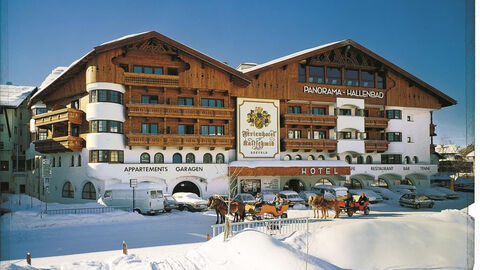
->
[237,98,280,160]
[303,85,384,99]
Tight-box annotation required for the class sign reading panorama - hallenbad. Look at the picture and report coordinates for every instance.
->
[237,98,280,160]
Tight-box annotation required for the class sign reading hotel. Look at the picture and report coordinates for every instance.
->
[303,86,384,99]
[237,98,280,160]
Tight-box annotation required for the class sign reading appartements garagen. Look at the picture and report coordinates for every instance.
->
[237,98,280,160]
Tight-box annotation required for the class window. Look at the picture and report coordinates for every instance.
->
[71,156,75,167]
[201,125,224,135]
[284,155,291,161]
[141,95,158,104]
[413,156,419,164]
[386,110,402,119]
[35,108,47,115]
[344,69,359,86]
[38,129,48,140]
[339,109,351,116]
[78,155,82,166]
[141,123,158,134]
[201,98,224,107]
[345,155,352,164]
[288,130,301,139]
[294,155,302,160]
[216,153,225,163]
[178,97,193,106]
[133,65,163,75]
[98,120,108,132]
[313,130,326,139]
[109,121,123,133]
[58,156,62,167]
[173,153,182,163]
[381,154,402,164]
[407,116,413,122]
[178,124,195,135]
[186,153,195,163]
[62,182,74,198]
[90,120,123,133]
[316,155,324,160]
[119,64,129,72]
[288,106,302,114]
[140,153,151,163]
[298,64,306,83]
[98,90,108,102]
[89,150,124,163]
[71,99,79,109]
[52,157,55,167]
[361,70,375,88]
[326,67,341,85]
[307,155,314,160]
[407,137,412,143]
[203,153,212,163]
[377,72,385,89]
[339,132,352,139]
[386,132,402,142]
[89,90,123,104]
[357,156,364,164]
[308,66,324,84]
[366,156,373,164]
[311,107,325,115]
[154,153,164,163]
[167,68,178,75]
[404,156,411,164]
[0,161,8,171]
[82,182,96,200]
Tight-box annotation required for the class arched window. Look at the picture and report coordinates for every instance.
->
[345,155,352,164]
[81,182,96,200]
[203,153,212,163]
[58,156,62,167]
[284,155,291,161]
[186,153,195,163]
[140,153,150,163]
[334,155,340,161]
[357,156,364,164]
[413,156,419,164]
[317,155,325,160]
[62,181,74,198]
[404,156,411,164]
[70,156,75,167]
[173,153,182,163]
[307,155,314,160]
[366,156,373,164]
[216,153,225,163]
[77,155,81,166]
[154,153,164,163]
[295,155,302,160]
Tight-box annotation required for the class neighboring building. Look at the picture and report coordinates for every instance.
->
[0,84,37,193]
[435,144,474,178]
[27,31,456,203]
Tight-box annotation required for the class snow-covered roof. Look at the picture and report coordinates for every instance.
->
[39,66,68,90]
[240,40,346,73]
[99,31,150,46]
[229,160,349,168]
[0,84,36,108]
[435,144,461,154]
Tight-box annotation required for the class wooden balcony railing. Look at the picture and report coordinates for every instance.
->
[364,117,389,129]
[33,108,83,127]
[127,104,234,119]
[430,124,437,136]
[284,114,337,126]
[364,140,389,152]
[33,136,84,153]
[123,72,179,87]
[282,139,337,151]
[127,134,235,149]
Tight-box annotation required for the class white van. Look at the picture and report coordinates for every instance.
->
[312,184,349,200]
[102,182,165,214]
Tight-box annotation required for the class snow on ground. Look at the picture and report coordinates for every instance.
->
[0,191,475,269]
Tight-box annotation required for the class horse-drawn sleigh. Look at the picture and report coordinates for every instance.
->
[245,203,288,220]
[309,194,370,218]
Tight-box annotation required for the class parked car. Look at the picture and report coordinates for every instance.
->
[172,192,208,212]
[102,182,165,215]
[391,184,416,194]
[298,191,319,205]
[163,194,178,212]
[349,189,383,203]
[262,193,276,203]
[454,177,474,192]
[233,193,256,204]
[399,193,434,209]
[431,186,459,199]
[279,190,306,206]
[365,186,394,200]
[415,187,447,200]
[312,184,348,200]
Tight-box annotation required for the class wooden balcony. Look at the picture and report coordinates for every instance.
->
[365,140,389,152]
[123,72,179,87]
[365,117,388,129]
[33,108,83,127]
[282,139,337,151]
[284,114,337,126]
[430,124,437,136]
[33,136,85,153]
[127,104,234,119]
[127,134,235,149]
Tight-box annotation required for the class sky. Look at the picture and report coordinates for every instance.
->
[0,0,474,146]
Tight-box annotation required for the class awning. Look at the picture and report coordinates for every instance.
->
[229,160,350,177]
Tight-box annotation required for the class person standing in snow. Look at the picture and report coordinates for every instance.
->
[254,192,264,212]
[273,193,284,211]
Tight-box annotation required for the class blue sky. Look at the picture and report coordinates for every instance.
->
[1,0,474,146]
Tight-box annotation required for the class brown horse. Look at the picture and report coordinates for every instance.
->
[309,195,340,219]
[208,197,246,224]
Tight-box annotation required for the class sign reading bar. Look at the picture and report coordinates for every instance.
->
[237,98,280,160]
[229,166,351,177]
[303,86,384,99]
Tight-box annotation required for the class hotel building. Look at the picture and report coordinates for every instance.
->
[26,31,455,203]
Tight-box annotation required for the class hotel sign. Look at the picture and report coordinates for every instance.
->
[229,166,350,176]
[303,86,384,99]
[237,98,280,160]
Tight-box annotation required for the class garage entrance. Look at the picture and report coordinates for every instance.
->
[283,179,305,193]
[172,181,200,197]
